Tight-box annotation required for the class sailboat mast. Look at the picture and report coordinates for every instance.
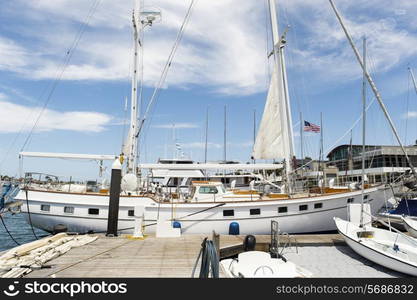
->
[360,37,367,227]
[329,0,417,181]
[127,0,142,174]
[223,105,227,162]
[409,67,417,96]
[204,106,209,163]
[268,0,294,192]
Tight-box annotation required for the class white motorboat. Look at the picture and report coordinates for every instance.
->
[335,216,417,276]
[220,251,312,278]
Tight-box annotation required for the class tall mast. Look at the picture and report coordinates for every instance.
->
[253,109,256,164]
[360,37,367,227]
[127,0,142,174]
[329,0,417,181]
[223,105,227,162]
[409,67,417,96]
[268,0,294,193]
[300,112,304,178]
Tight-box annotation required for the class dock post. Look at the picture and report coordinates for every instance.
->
[106,158,122,237]
[133,205,145,238]
[212,231,220,260]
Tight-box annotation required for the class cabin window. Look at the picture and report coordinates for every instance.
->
[223,210,234,217]
[299,205,308,211]
[199,186,218,194]
[64,206,74,214]
[250,208,261,215]
[314,203,323,209]
[278,207,288,213]
[40,204,50,212]
[88,208,99,215]
[128,210,134,217]
[347,198,354,203]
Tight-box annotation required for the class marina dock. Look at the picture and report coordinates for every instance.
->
[20,233,403,278]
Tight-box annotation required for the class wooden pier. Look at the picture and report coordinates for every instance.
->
[25,234,344,278]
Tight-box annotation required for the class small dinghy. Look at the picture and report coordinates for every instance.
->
[402,216,417,238]
[220,251,312,278]
[335,204,417,276]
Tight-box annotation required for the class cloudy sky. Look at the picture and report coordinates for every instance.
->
[0,0,417,179]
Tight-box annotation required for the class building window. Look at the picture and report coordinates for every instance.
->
[223,210,234,217]
[299,205,308,211]
[347,198,354,203]
[278,207,288,213]
[88,208,99,215]
[314,203,323,209]
[364,195,368,200]
[250,208,261,215]
[64,206,74,214]
[40,204,50,212]
[199,186,218,194]
[128,210,134,217]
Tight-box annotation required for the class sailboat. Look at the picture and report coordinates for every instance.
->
[14,0,390,235]
[330,0,417,276]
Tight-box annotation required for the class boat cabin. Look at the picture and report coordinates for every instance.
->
[189,181,226,202]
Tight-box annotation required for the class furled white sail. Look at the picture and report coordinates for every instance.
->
[252,64,290,160]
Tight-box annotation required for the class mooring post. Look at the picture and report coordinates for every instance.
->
[106,158,122,236]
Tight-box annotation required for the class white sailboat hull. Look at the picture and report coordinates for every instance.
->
[16,186,389,235]
[335,217,417,276]
[402,217,417,238]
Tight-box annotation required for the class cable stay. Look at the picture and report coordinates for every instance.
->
[136,0,197,139]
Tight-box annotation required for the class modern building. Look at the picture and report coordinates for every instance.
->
[326,144,417,184]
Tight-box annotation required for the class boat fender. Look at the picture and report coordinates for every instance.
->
[173,221,181,229]
[53,224,68,235]
[229,222,240,235]
[243,234,256,251]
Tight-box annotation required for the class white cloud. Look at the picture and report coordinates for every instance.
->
[1,0,417,96]
[0,97,113,133]
[152,122,199,129]
[181,142,222,149]
[403,111,417,119]
[1,0,269,95]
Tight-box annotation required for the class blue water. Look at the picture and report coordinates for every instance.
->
[0,213,48,251]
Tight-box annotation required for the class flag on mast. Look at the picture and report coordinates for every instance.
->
[304,121,321,133]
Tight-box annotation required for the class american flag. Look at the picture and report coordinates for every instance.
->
[304,120,321,133]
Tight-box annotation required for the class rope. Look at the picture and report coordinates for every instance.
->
[191,238,219,278]
[24,189,39,240]
[0,214,20,246]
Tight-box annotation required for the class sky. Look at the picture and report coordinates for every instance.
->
[1,0,417,180]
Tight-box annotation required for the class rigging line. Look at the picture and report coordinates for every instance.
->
[24,189,39,240]
[136,0,197,139]
[404,67,411,145]
[0,214,21,246]
[19,0,102,152]
[290,97,377,174]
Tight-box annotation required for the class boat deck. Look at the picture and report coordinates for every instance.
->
[23,233,403,278]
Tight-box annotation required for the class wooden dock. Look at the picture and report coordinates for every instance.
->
[25,233,344,278]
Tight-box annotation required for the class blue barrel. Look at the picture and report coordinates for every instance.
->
[229,222,240,235]
[172,221,181,229]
